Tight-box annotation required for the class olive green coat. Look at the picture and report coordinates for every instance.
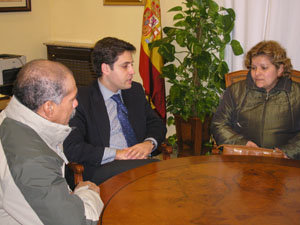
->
[211,72,300,160]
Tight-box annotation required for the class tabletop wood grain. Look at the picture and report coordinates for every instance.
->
[99,155,300,225]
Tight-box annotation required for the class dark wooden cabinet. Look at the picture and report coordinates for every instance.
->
[44,42,97,86]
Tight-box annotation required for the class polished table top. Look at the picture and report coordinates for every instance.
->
[99,155,300,225]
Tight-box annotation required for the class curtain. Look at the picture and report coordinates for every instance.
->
[224,0,300,71]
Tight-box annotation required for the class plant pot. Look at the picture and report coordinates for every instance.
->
[174,114,211,157]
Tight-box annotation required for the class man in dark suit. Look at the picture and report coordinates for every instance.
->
[64,37,166,186]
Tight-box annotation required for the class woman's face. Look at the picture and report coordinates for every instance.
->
[250,55,283,92]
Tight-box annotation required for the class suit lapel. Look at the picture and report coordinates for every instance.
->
[90,81,110,146]
[121,89,134,119]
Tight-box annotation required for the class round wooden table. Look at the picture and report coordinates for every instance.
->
[99,156,300,225]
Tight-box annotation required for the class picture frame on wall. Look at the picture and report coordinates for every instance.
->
[104,0,145,6]
[0,0,31,12]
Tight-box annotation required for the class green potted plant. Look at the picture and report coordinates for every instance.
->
[150,0,243,155]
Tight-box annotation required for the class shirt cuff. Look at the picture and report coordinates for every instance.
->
[101,147,117,165]
[74,186,103,221]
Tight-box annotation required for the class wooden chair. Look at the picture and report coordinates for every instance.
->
[68,143,173,186]
[225,69,300,87]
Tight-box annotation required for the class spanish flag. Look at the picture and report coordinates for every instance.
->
[139,0,166,121]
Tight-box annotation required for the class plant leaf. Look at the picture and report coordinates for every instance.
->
[223,33,231,44]
[148,39,163,49]
[222,15,234,33]
[162,64,177,80]
[222,7,235,20]
[208,0,219,14]
[163,27,177,37]
[168,6,183,12]
[174,20,186,27]
[173,13,184,21]
[176,36,186,47]
[218,61,229,76]
[231,39,244,55]
[158,43,176,62]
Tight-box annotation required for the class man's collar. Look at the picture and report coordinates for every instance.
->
[3,96,71,163]
[98,79,121,101]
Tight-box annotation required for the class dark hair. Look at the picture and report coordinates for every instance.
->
[91,37,136,77]
[13,59,72,111]
[244,40,293,77]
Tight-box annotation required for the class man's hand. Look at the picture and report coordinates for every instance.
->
[115,149,131,160]
[246,141,259,147]
[74,181,100,194]
[115,141,153,160]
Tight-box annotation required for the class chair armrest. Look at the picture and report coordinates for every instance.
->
[67,162,84,185]
[158,143,173,160]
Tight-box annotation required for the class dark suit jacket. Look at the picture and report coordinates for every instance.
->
[63,80,166,167]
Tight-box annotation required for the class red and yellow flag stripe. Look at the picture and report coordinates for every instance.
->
[139,0,166,120]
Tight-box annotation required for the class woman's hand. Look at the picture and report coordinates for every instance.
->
[246,141,259,147]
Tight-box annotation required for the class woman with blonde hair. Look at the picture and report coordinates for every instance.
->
[211,40,300,159]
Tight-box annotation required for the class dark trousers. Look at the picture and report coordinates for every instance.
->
[65,158,159,189]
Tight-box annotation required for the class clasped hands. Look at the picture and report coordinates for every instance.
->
[115,141,154,160]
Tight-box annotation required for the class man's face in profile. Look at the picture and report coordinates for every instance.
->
[51,74,78,125]
[104,51,135,92]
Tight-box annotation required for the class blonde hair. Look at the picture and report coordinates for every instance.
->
[244,40,292,77]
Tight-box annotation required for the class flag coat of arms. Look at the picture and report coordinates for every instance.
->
[139,0,166,121]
